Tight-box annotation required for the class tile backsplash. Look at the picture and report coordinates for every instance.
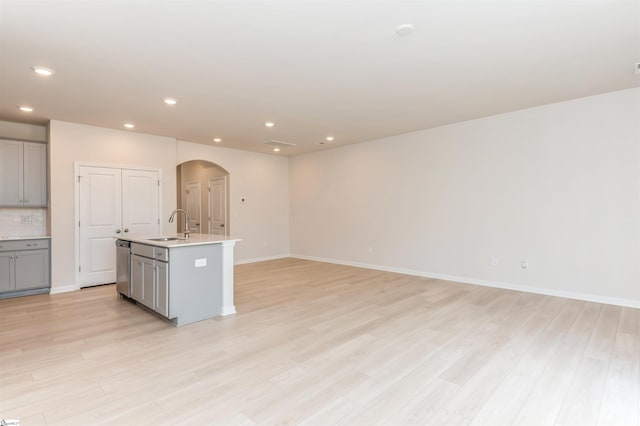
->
[0,208,46,237]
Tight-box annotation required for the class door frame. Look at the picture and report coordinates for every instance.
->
[73,162,163,291]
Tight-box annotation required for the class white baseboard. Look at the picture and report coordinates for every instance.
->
[221,306,237,316]
[290,254,640,309]
[235,254,290,265]
[49,284,79,295]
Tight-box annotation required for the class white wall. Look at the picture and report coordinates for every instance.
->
[49,120,178,291]
[0,120,46,142]
[178,141,290,262]
[290,88,640,305]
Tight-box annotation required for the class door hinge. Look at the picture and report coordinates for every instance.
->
[157,179,160,187]
[78,221,81,228]
[78,175,81,182]
[79,265,81,272]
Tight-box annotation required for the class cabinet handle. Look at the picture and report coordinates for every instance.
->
[124,228,129,233]
[116,229,122,234]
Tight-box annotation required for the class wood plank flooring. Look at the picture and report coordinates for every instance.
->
[1,258,638,425]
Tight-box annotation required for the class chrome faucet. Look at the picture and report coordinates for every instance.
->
[169,209,190,239]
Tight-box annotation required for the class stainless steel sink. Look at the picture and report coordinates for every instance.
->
[147,237,186,241]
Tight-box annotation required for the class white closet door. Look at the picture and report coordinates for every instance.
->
[208,177,226,236]
[185,181,201,233]
[79,166,122,287]
[122,169,160,237]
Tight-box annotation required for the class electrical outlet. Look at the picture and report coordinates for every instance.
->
[491,257,498,266]
[21,216,32,224]
[521,260,528,269]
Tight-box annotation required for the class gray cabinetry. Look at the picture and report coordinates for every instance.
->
[156,261,168,317]
[0,139,47,207]
[0,239,50,298]
[130,243,170,317]
[0,251,12,292]
[131,253,155,309]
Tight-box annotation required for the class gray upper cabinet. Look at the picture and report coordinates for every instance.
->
[0,139,47,207]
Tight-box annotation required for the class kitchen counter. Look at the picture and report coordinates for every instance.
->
[123,233,240,248]
[0,235,51,241]
[117,233,240,325]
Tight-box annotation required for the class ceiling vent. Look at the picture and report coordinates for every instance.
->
[264,139,296,147]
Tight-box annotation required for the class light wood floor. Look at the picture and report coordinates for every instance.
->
[1,258,638,426]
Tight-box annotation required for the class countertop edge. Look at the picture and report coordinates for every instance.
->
[118,234,241,248]
[0,235,51,241]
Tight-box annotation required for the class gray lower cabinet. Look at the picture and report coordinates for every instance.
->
[0,238,50,298]
[131,250,169,317]
[156,261,168,317]
[124,240,225,326]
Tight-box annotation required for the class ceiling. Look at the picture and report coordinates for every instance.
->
[1,1,638,156]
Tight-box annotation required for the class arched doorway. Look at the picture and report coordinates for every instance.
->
[176,160,230,236]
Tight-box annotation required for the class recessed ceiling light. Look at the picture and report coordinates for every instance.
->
[213,138,222,143]
[31,66,55,76]
[124,123,135,129]
[164,98,177,105]
[395,24,414,36]
[18,106,33,112]
[273,147,280,152]
[265,122,275,128]
[326,136,335,142]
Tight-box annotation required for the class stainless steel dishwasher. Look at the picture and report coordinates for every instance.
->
[115,239,131,297]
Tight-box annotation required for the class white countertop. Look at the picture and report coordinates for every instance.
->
[0,235,51,241]
[119,233,241,248]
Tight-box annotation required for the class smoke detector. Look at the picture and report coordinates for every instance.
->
[264,140,296,147]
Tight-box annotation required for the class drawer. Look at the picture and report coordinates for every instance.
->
[131,242,154,258]
[154,247,169,261]
[0,239,50,252]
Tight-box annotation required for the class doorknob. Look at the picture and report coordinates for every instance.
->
[116,229,122,234]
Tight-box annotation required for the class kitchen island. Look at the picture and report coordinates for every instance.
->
[116,234,240,326]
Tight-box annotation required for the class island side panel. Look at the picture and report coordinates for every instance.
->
[169,244,222,326]
[220,240,237,315]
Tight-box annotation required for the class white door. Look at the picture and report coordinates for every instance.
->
[208,177,226,236]
[79,166,160,287]
[122,169,160,237]
[79,166,122,286]
[185,181,201,234]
